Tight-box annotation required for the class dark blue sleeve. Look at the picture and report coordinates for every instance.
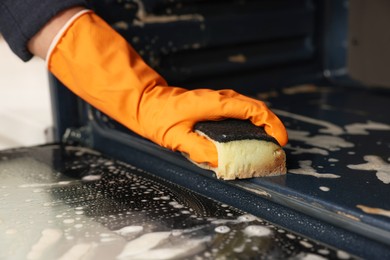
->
[0,0,87,61]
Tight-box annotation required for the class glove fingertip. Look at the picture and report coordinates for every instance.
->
[264,124,288,146]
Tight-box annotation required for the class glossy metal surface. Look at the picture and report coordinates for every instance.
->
[249,85,390,245]
[0,145,354,259]
[82,85,390,259]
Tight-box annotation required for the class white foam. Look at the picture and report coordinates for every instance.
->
[82,175,102,181]
[121,245,197,259]
[285,144,329,156]
[317,249,330,255]
[357,205,390,218]
[214,226,231,234]
[169,201,185,208]
[299,240,313,248]
[63,219,75,224]
[348,155,390,184]
[243,225,271,237]
[114,226,144,236]
[319,186,330,192]
[272,109,345,135]
[74,224,83,229]
[26,229,62,260]
[116,231,211,259]
[233,243,246,253]
[287,130,354,151]
[286,234,296,239]
[290,161,340,179]
[58,243,94,260]
[337,250,351,259]
[19,181,74,188]
[345,121,390,135]
[237,214,258,222]
[117,232,171,259]
[295,253,327,260]
[211,214,259,226]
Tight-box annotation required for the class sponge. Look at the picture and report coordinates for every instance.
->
[192,119,287,180]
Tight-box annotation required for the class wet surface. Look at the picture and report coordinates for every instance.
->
[84,84,390,258]
[91,84,390,250]
[246,85,390,246]
[0,145,353,259]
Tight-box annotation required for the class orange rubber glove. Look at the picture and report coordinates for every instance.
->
[47,10,288,168]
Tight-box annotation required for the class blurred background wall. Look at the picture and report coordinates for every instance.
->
[0,35,52,150]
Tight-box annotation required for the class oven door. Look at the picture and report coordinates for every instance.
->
[2,0,389,259]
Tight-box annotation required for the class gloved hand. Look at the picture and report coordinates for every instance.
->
[47,10,288,167]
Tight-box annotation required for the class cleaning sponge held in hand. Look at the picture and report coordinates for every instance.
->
[191,119,287,180]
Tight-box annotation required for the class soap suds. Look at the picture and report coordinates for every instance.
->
[337,250,351,259]
[58,243,95,260]
[117,231,210,259]
[243,225,271,237]
[357,205,390,218]
[289,161,340,179]
[215,226,231,234]
[295,253,327,260]
[117,232,171,259]
[317,249,330,255]
[237,214,259,223]
[114,226,144,236]
[18,181,76,188]
[345,121,390,135]
[347,155,390,184]
[319,186,330,192]
[27,229,62,260]
[286,234,296,239]
[81,175,102,182]
[272,109,344,135]
[287,130,354,151]
[285,144,328,156]
[299,240,313,248]
[63,219,75,224]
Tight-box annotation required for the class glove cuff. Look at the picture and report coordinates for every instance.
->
[46,9,92,66]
